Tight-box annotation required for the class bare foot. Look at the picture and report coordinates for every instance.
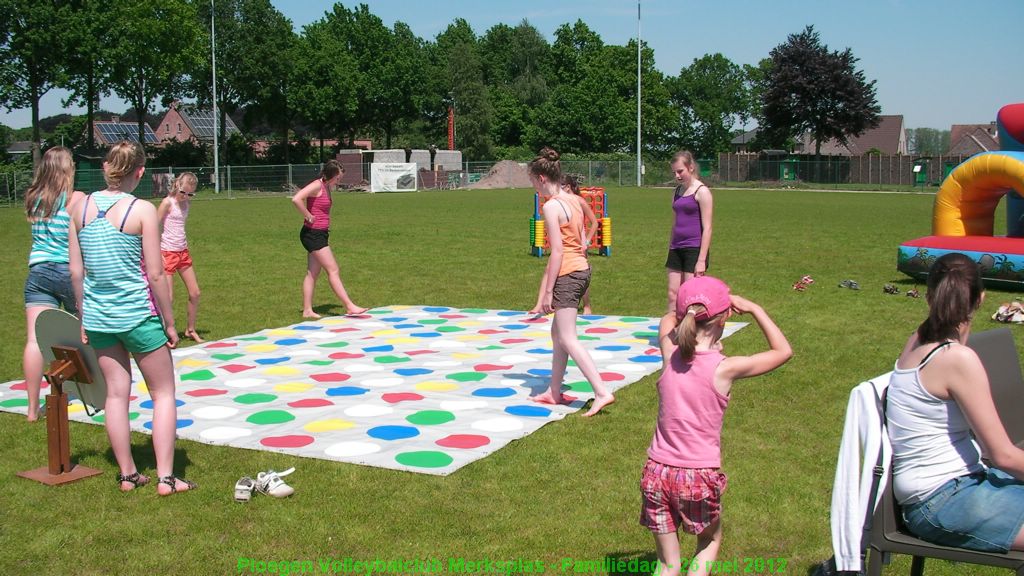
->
[583,394,615,417]
[530,390,578,405]
[26,411,40,423]
[302,310,322,319]
[184,329,205,343]
[157,476,196,496]
[582,306,593,315]
[346,307,369,316]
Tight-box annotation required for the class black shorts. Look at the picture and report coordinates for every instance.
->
[665,247,709,273]
[300,227,329,252]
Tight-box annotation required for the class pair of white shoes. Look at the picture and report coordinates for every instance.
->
[235,467,295,502]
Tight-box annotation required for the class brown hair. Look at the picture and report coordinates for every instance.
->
[671,150,699,173]
[528,147,561,183]
[171,172,198,195]
[918,252,984,343]
[675,305,728,362]
[25,146,75,221]
[103,141,146,188]
[321,160,344,181]
[560,173,580,195]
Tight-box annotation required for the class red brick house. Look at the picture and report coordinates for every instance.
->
[157,102,239,144]
[947,122,999,155]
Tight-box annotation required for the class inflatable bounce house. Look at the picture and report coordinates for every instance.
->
[898,103,1024,289]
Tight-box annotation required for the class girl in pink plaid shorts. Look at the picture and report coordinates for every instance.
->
[641,276,791,576]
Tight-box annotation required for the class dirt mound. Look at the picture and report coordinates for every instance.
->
[468,160,533,189]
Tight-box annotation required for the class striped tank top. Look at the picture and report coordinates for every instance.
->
[304,180,332,230]
[160,197,189,251]
[28,191,72,266]
[78,192,158,332]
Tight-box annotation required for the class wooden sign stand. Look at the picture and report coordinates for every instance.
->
[17,345,103,485]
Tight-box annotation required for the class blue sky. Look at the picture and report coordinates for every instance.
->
[3,0,1022,131]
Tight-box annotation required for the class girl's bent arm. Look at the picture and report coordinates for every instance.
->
[291,180,319,223]
[718,296,792,382]
[658,312,680,362]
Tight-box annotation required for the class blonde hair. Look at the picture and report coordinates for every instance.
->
[102,141,146,189]
[671,149,699,173]
[171,172,198,195]
[528,146,561,182]
[25,146,75,221]
[676,305,727,361]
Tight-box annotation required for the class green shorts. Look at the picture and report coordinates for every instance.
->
[86,316,168,353]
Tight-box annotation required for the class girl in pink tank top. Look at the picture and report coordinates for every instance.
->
[158,172,204,342]
[642,276,790,574]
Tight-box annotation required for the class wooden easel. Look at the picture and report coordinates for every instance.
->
[17,345,103,485]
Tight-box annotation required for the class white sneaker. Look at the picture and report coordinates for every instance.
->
[256,467,295,498]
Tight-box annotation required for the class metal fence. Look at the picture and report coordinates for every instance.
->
[716,153,974,189]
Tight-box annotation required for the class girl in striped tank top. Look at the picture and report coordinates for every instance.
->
[526,147,615,417]
[68,141,195,495]
[158,172,204,342]
[22,146,86,421]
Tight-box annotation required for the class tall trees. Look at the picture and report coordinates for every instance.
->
[62,0,113,152]
[435,19,492,160]
[907,128,950,155]
[668,53,756,158]
[761,25,881,156]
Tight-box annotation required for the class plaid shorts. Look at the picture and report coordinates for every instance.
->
[639,458,727,535]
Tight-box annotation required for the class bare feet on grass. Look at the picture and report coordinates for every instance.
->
[302,310,322,319]
[583,394,615,417]
[184,329,205,343]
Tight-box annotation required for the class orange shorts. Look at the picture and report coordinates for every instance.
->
[162,249,193,274]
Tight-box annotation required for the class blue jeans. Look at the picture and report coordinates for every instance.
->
[902,467,1024,552]
[24,262,77,314]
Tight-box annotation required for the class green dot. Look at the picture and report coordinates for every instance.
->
[458,308,487,314]
[181,369,216,381]
[0,398,28,408]
[91,411,139,424]
[367,309,391,315]
[374,355,410,364]
[477,345,505,351]
[435,325,465,333]
[318,341,350,348]
[235,393,278,404]
[447,372,487,382]
[395,451,454,468]
[211,353,244,361]
[575,319,591,326]
[564,380,593,393]
[406,410,455,425]
[418,319,447,325]
[305,360,334,366]
[568,360,577,367]
[247,410,295,425]
[620,317,649,323]
[579,335,599,341]
[237,335,268,341]
[632,331,658,339]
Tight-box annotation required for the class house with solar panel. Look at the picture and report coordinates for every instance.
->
[91,116,161,147]
[157,101,240,145]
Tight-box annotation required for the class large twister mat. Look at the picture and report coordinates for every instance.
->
[0,306,746,475]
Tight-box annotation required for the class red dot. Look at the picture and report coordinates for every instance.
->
[206,342,237,349]
[260,435,314,448]
[500,338,530,344]
[288,398,334,408]
[221,364,255,373]
[439,314,467,319]
[600,372,625,382]
[473,363,512,372]
[10,381,27,391]
[382,392,424,404]
[311,372,350,382]
[478,329,507,335]
[436,434,491,449]
[185,388,229,397]
[328,352,364,359]
[405,349,438,356]
[584,327,616,334]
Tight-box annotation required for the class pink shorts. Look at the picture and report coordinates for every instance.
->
[162,249,193,274]
[639,458,727,535]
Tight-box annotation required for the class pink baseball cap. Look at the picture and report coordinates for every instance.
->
[677,276,732,320]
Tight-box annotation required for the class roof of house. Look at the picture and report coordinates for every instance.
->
[802,115,906,155]
[174,105,240,141]
[730,129,759,146]
[94,120,160,145]
[7,141,34,154]
[948,123,999,155]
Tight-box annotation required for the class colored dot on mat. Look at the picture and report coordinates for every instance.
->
[288,398,334,408]
[500,338,531,345]
[254,357,291,365]
[406,410,456,425]
[328,352,363,360]
[247,410,296,425]
[632,331,658,339]
[601,372,626,382]
[579,335,600,341]
[234,393,278,404]
[143,418,193,430]
[211,353,244,361]
[393,368,432,376]
[220,364,255,373]
[292,325,323,331]
[0,398,28,408]
[474,363,512,372]
[459,308,487,314]
[584,327,617,334]
[580,314,606,320]
[139,399,185,410]
[326,386,370,397]
[274,338,307,346]
[447,372,487,382]
[200,426,252,441]
[418,319,447,325]
[436,434,491,449]
[436,326,466,333]
[564,381,593,393]
[439,313,467,319]
[496,310,521,317]
[245,344,279,353]
[185,388,229,397]
[374,355,410,364]
[395,450,454,468]
[261,435,315,448]
[363,344,394,352]
[596,345,630,351]
[311,372,351,383]
[305,418,355,433]
[319,341,353,349]
[526,348,553,355]
[381,317,409,323]
[501,324,528,331]
[527,368,552,377]
[505,405,552,417]
[424,306,451,313]
[415,381,459,392]
[628,355,662,363]
[382,392,424,404]
[181,369,216,381]
[367,425,420,440]
[472,387,517,398]
[205,341,237,349]
[262,366,301,376]
[192,406,239,419]
[394,323,420,329]
[411,331,441,338]
[274,382,314,393]
[305,360,334,366]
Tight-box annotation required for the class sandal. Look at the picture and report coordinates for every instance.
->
[906,289,920,299]
[234,476,255,503]
[883,283,899,295]
[158,475,197,496]
[838,279,860,290]
[792,281,807,291]
[800,275,815,285]
[117,471,150,492]
[256,467,295,498]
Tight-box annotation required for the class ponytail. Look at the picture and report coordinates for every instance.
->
[675,305,729,361]
[917,253,983,343]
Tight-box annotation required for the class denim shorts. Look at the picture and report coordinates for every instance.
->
[902,467,1024,552]
[24,262,77,314]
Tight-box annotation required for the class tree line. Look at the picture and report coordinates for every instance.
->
[1,0,886,167]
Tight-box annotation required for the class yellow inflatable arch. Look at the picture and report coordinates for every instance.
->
[933,151,1024,236]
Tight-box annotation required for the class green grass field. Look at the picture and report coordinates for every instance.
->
[0,187,1018,575]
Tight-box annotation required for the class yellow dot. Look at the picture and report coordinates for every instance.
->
[320,317,349,326]
[454,334,487,342]
[372,329,401,337]
[68,404,85,414]
[524,331,550,338]
[304,419,355,433]
[456,320,483,327]
[245,344,279,353]
[387,337,419,344]
[136,381,149,394]
[452,352,482,359]
[267,329,298,336]
[274,382,313,393]
[262,366,301,376]
[178,358,212,368]
[416,381,459,392]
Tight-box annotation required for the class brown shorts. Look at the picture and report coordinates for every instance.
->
[552,268,591,310]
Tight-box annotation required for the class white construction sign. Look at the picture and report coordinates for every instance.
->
[370,163,418,192]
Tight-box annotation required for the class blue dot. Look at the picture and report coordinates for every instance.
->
[394,323,420,329]
[629,355,662,363]
[362,344,394,352]
[424,307,451,313]
[144,418,193,430]
[528,368,552,377]
[255,356,291,365]
[411,332,441,338]
[274,338,307,346]
[527,348,553,355]
[580,315,607,320]
[597,345,630,352]
[497,310,521,316]
[380,317,408,323]
[394,368,432,376]
[472,387,517,398]
[326,386,370,396]
[501,324,529,330]
[293,325,323,331]
[505,405,552,417]
[139,399,185,409]
[367,425,420,440]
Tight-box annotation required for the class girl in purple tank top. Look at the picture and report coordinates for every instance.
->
[665,150,714,313]
[291,160,367,318]
[641,276,790,574]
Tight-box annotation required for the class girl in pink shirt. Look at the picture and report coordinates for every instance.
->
[158,172,203,342]
[642,276,790,576]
